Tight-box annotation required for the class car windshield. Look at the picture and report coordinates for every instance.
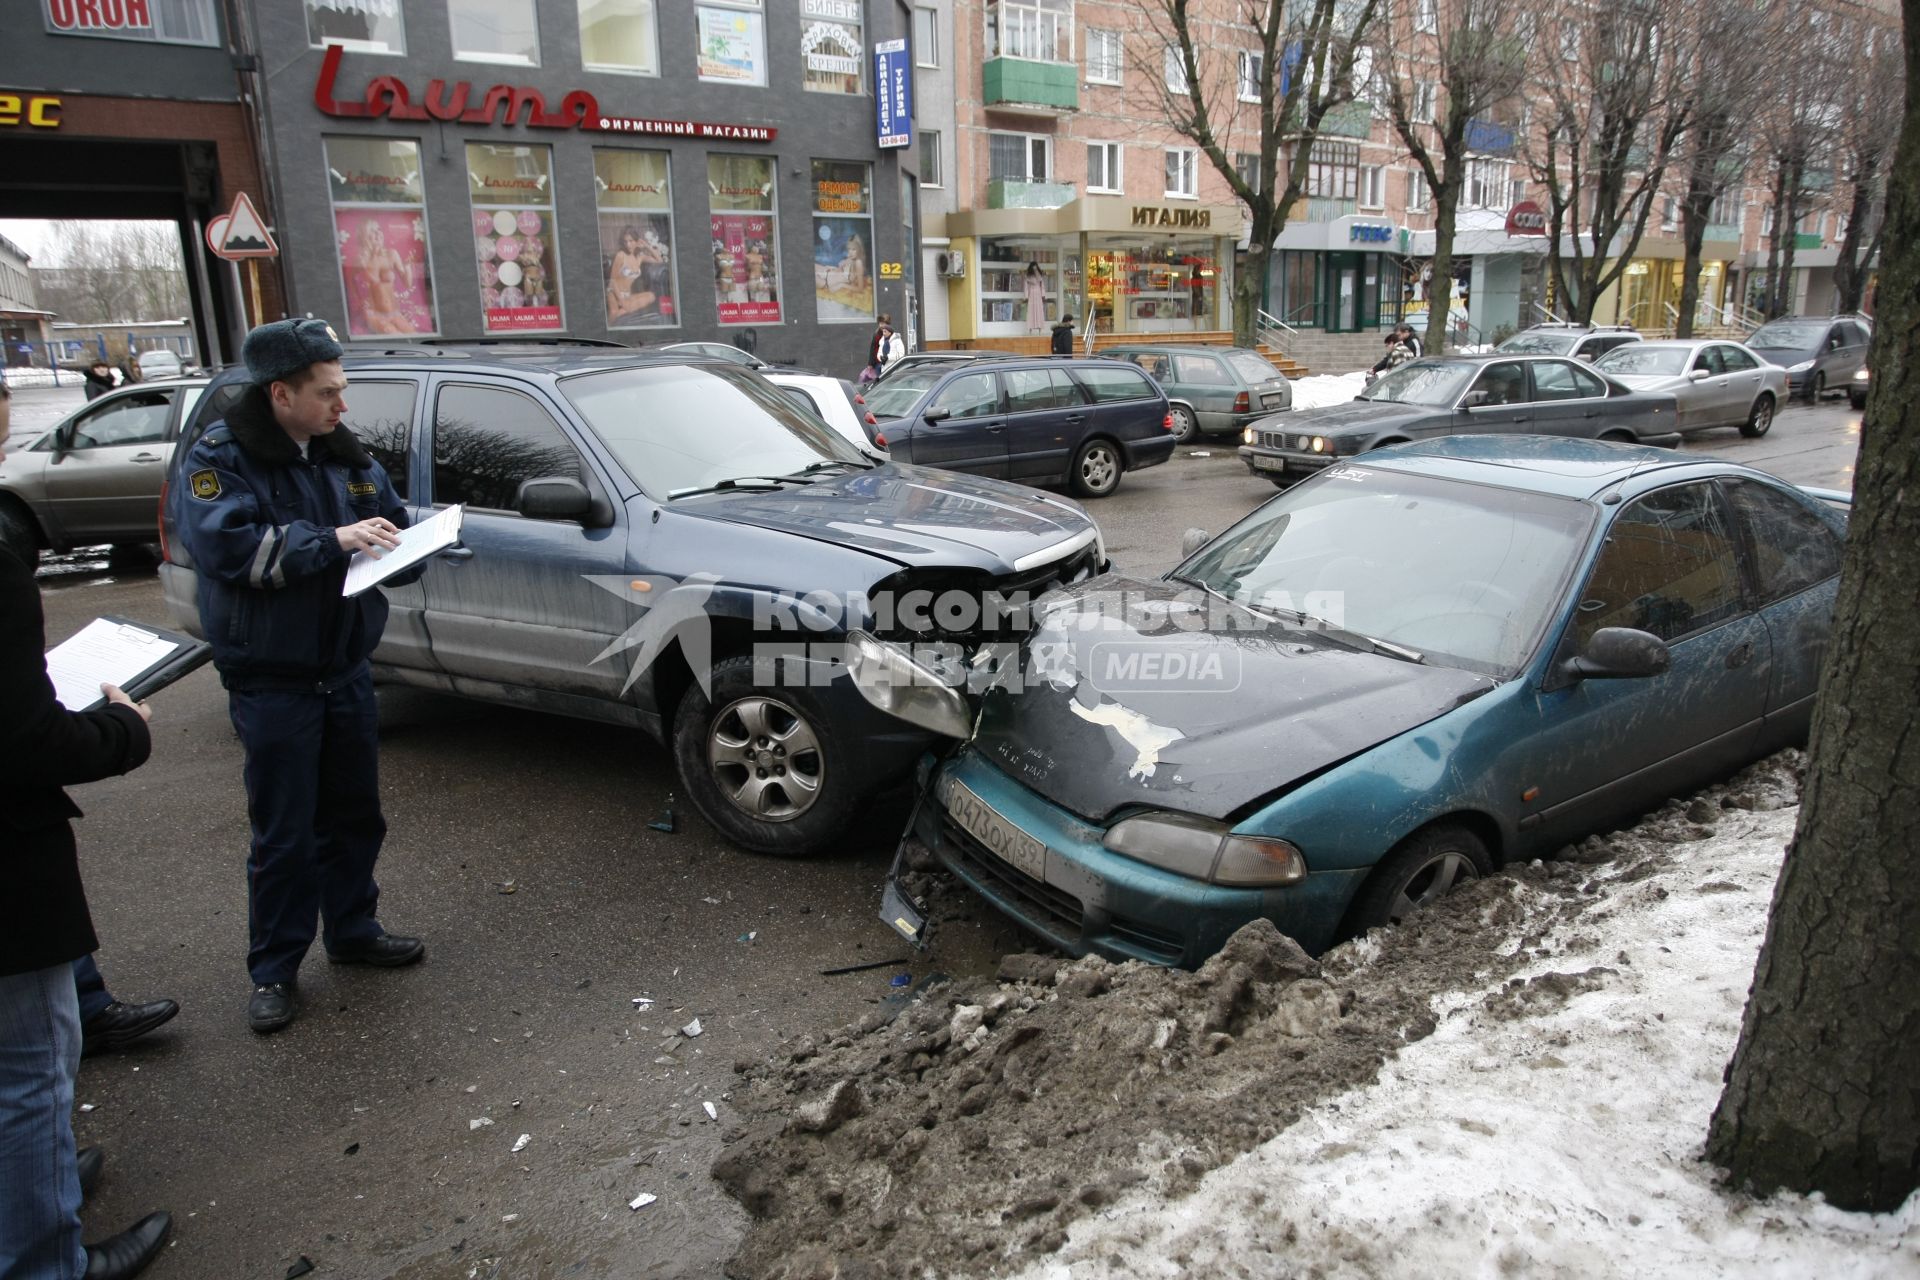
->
[561,363,865,498]
[1179,465,1595,677]
[1748,322,1824,351]
[1497,332,1577,355]
[1596,346,1690,376]
[865,368,948,419]
[1225,351,1285,382]
[1360,360,1480,406]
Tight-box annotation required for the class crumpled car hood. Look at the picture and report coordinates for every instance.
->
[682,463,1095,573]
[972,576,1495,823]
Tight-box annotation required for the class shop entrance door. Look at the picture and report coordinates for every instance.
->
[1327,253,1364,332]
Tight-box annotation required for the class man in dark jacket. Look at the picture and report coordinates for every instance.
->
[1050,314,1076,355]
[179,319,429,1034]
[0,382,173,1280]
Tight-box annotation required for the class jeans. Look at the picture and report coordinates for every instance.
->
[0,965,85,1280]
[69,956,111,1024]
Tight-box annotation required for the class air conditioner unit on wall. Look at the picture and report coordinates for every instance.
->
[937,249,966,278]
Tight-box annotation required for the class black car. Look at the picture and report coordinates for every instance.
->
[158,345,1106,857]
[1236,354,1679,486]
[862,357,1176,498]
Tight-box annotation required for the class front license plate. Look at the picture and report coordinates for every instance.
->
[942,777,1047,881]
[1251,453,1287,472]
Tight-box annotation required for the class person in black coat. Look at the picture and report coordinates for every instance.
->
[1051,314,1076,355]
[81,362,117,401]
[0,382,173,1280]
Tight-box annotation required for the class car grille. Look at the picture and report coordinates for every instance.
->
[940,813,1085,935]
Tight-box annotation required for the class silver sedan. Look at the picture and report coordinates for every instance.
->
[1593,340,1788,438]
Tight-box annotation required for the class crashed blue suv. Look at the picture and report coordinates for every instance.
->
[160,344,1105,856]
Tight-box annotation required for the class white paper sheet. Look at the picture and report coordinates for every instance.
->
[46,618,180,711]
[343,504,464,597]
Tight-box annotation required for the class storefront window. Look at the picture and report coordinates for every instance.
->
[449,0,538,64]
[325,137,438,337]
[697,1,766,86]
[812,161,874,323]
[579,0,656,72]
[1087,238,1216,333]
[595,149,678,330]
[979,237,1060,333]
[306,0,405,54]
[709,154,781,324]
[467,143,563,333]
[801,0,864,94]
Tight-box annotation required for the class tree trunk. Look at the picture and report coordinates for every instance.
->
[1777,160,1805,316]
[1675,141,1723,340]
[1764,167,1789,319]
[1832,173,1880,314]
[1426,177,1459,355]
[1705,0,1920,1210]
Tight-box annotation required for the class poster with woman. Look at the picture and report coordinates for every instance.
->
[711,213,781,324]
[335,209,435,337]
[812,218,873,322]
[600,215,677,327]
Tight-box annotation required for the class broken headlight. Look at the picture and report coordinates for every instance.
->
[846,630,974,739]
[1103,811,1307,886]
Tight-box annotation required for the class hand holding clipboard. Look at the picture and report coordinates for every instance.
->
[45,616,212,712]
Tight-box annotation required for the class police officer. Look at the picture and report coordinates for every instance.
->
[180,319,428,1034]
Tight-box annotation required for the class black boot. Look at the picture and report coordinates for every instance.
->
[247,982,296,1034]
[83,1210,171,1280]
[81,1000,180,1057]
[76,1145,104,1200]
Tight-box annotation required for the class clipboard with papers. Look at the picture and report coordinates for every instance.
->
[343,504,464,597]
[45,615,213,712]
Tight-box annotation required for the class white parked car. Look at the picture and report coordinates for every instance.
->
[136,349,186,380]
[763,370,885,459]
[1593,340,1788,439]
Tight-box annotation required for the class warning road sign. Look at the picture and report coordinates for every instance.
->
[207,193,278,260]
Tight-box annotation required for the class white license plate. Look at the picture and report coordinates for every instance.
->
[942,777,1047,881]
[1261,393,1283,408]
[1251,453,1287,472]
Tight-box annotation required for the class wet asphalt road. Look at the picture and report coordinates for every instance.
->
[36,393,1861,1279]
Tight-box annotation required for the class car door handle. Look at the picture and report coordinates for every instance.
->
[985,423,1007,433]
[1727,641,1754,669]
[441,545,475,561]
[130,452,164,463]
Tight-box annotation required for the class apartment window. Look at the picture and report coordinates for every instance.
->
[1465,157,1510,210]
[914,5,939,67]
[986,0,1072,63]
[1165,46,1190,93]
[1660,196,1678,232]
[1407,169,1431,211]
[1165,147,1198,198]
[1086,27,1122,83]
[1087,141,1123,193]
[1561,24,1580,60]
[1509,178,1527,209]
[1761,205,1774,235]
[919,131,943,187]
[1709,190,1740,226]
[579,0,656,73]
[449,0,539,64]
[1352,45,1375,105]
[1306,141,1359,200]
[1237,50,1264,101]
[698,0,767,85]
[1358,164,1385,209]
[326,137,439,337]
[709,153,782,324]
[43,0,220,44]
[307,0,405,54]
[1235,150,1262,194]
[466,142,563,332]
[1415,0,1437,33]
[1412,80,1438,124]
[800,0,863,94]
[989,132,1052,183]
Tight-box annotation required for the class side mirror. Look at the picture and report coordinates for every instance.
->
[922,407,952,424]
[1687,368,1712,382]
[514,476,592,522]
[1180,527,1211,558]
[1559,626,1671,681]
[1460,390,1491,409]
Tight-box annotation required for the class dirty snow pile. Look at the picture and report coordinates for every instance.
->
[710,753,1920,1279]
[1287,372,1369,411]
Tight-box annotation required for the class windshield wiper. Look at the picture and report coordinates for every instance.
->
[668,477,791,499]
[783,459,871,479]
[1249,602,1426,664]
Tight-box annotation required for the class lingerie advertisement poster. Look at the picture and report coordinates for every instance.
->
[334,209,435,338]
[710,212,781,324]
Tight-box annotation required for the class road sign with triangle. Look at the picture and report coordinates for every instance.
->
[207,192,278,261]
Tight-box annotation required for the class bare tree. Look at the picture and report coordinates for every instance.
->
[1830,19,1903,314]
[1130,0,1383,344]
[32,221,189,324]
[1522,0,1695,324]
[1705,0,1920,1209]
[1754,7,1851,319]
[1373,0,1530,352]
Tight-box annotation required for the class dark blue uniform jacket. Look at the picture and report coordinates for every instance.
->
[180,385,421,689]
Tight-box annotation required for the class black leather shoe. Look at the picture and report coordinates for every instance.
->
[76,1146,104,1201]
[328,934,425,968]
[81,1000,180,1057]
[83,1210,170,1280]
[247,982,296,1034]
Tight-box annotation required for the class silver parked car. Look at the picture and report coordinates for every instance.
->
[0,375,210,557]
[1593,340,1787,438]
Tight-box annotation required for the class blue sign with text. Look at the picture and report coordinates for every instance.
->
[875,38,912,149]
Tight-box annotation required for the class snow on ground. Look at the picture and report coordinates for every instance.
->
[1014,798,1920,1280]
[1288,372,1369,411]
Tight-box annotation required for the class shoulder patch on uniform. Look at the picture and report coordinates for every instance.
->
[190,469,222,500]
[347,480,378,496]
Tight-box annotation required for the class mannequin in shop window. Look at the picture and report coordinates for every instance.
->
[1024,261,1047,334]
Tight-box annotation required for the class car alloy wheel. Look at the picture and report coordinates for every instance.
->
[707,694,823,822]
[1070,439,1122,498]
[1345,822,1493,937]
[1740,396,1774,438]
[1169,405,1198,443]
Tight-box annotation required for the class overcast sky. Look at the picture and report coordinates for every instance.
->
[0,219,177,265]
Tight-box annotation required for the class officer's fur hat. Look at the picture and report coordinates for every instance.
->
[243,318,343,386]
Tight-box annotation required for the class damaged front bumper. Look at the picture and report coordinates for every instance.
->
[905,748,1365,966]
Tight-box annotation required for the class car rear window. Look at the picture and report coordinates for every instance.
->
[1072,365,1156,402]
[1172,354,1232,385]
[1224,351,1284,383]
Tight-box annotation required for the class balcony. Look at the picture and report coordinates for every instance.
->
[988,178,1077,209]
[984,57,1077,116]
[1794,232,1824,250]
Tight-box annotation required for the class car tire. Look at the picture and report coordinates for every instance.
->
[1739,395,1775,438]
[1345,822,1493,937]
[671,655,858,857]
[1849,389,1867,411]
[0,496,42,566]
[1169,405,1199,444]
[1069,438,1124,498]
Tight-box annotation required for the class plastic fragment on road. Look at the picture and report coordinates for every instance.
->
[629,1192,657,1211]
[648,808,675,833]
[286,1258,315,1279]
[496,880,517,894]
[511,1134,530,1154]
[79,1104,95,1113]
[682,1017,703,1037]
[631,996,655,1008]
[470,1117,494,1130]
[502,1213,519,1222]
[738,931,757,943]
[703,1101,717,1120]
[890,973,912,987]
